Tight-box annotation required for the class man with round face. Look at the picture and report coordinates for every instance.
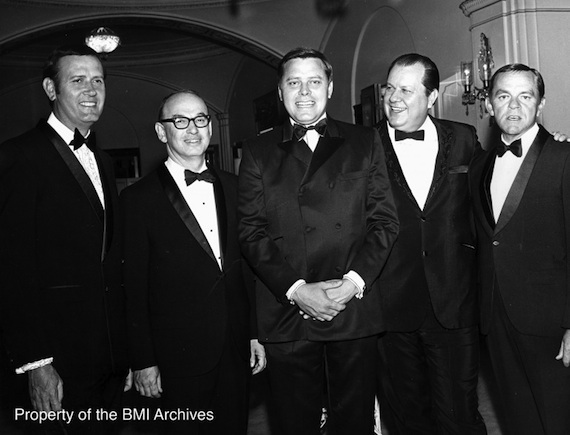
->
[471,64,570,434]
[0,45,129,434]
[375,53,486,434]
[121,90,266,434]
[238,47,398,434]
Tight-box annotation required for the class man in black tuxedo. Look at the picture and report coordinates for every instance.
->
[121,90,266,434]
[375,53,486,434]
[0,45,129,433]
[238,47,399,435]
[470,64,570,435]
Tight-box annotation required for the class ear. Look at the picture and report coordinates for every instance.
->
[154,122,168,143]
[327,80,334,99]
[536,97,546,118]
[427,88,438,109]
[485,97,495,117]
[277,86,283,102]
[42,78,56,101]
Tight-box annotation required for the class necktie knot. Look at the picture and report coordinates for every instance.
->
[292,119,327,141]
[497,139,522,157]
[395,129,425,141]
[184,169,216,186]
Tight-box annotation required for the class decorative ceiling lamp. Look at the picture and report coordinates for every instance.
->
[85,27,120,55]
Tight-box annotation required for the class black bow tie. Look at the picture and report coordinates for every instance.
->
[497,139,522,158]
[292,119,327,141]
[395,129,425,141]
[184,169,216,186]
[70,128,94,151]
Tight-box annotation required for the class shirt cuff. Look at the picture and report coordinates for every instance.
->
[343,271,365,299]
[286,279,306,305]
[15,357,53,374]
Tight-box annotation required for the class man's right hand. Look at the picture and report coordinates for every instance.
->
[134,366,162,398]
[28,364,63,411]
[291,281,346,321]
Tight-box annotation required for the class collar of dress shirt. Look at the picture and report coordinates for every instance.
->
[387,116,436,145]
[47,113,91,146]
[500,123,539,160]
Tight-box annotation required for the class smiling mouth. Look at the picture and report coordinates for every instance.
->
[296,101,314,108]
[80,101,97,108]
[389,106,406,113]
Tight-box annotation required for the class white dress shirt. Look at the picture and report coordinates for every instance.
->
[47,113,105,208]
[388,117,438,210]
[165,158,222,270]
[490,123,539,223]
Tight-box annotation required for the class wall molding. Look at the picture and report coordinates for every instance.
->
[460,0,502,17]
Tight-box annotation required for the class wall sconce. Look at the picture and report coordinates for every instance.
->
[85,27,121,57]
[461,33,494,117]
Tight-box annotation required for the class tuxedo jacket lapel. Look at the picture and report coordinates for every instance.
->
[40,122,104,222]
[210,166,227,270]
[156,164,218,265]
[494,127,548,234]
[304,119,343,180]
[426,119,453,207]
[278,124,312,167]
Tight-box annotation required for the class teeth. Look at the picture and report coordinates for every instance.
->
[391,107,405,113]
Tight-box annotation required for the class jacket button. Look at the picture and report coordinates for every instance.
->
[420,216,426,222]
[492,240,499,246]
[305,226,313,233]
[422,250,428,257]
[335,223,341,229]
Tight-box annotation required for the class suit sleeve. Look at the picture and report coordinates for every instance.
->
[238,142,300,303]
[0,141,50,368]
[120,188,157,371]
[347,129,399,288]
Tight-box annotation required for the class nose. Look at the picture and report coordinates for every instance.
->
[508,97,520,109]
[299,82,310,96]
[186,120,199,133]
[388,89,400,102]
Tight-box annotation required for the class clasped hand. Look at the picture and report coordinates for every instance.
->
[292,279,358,321]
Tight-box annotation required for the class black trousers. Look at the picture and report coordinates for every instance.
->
[486,291,570,435]
[265,336,377,435]
[159,337,250,435]
[377,308,486,435]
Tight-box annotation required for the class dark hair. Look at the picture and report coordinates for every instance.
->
[488,63,545,99]
[43,45,104,92]
[277,47,333,83]
[387,53,440,96]
[157,90,203,120]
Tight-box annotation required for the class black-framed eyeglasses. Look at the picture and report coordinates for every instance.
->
[160,115,211,129]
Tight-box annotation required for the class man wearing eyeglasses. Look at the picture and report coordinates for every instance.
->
[120,90,266,434]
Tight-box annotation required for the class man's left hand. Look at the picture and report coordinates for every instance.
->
[250,339,267,375]
[325,279,359,305]
[555,329,570,367]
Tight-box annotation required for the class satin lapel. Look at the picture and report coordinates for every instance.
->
[305,134,343,181]
[277,123,312,167]
[209,166,227,270]
[472,149,497,237]
[378,120,418,208]
[426,119,453,207]
[39,122,104,222]
[494,127,549,234]
[156,165,217,264]
[91,134,116,261]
